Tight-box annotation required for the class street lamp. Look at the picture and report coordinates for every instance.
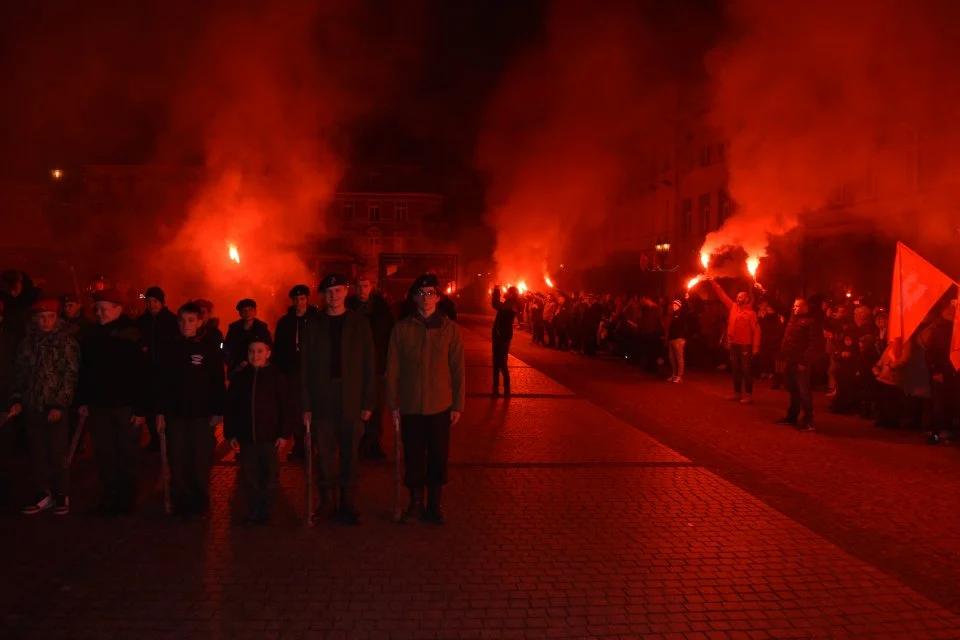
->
[51,169,63,181]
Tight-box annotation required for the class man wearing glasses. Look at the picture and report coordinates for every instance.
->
[386,274,465,524]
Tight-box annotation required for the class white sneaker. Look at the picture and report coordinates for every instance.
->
[23,492,54,515]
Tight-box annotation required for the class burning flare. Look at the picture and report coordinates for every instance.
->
[229,244,240,264]
[687,276,701,290]
[518,281,527,294]
[746,256,759,278]
[700,251,710,270]
[544,273,554,288]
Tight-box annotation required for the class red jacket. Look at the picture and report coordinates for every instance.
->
[711,282,760,351]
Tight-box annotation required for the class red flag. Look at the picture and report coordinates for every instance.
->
[951,295,960,371]
[889,242,954,344]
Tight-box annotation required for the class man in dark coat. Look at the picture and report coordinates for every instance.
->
[346,272,395,459]
[155,302,226,519]
[776,297,825,431]
[60,293,93,343]
[223,299,272,373]
[76,288,148,515]
[273,284,321,460]
[0,269,40,342]
[136,286,180,451]
[300,273,376,525]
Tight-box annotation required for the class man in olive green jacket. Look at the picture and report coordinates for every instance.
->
[386,273,465,524]
[301,273,376,525]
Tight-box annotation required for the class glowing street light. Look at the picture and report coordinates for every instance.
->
[51,169,63,181]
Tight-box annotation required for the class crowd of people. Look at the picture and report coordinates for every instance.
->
[511,277,956,442]
[0,268,465,525]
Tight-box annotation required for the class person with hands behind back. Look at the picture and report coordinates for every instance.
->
[155,302,226,520]
[224,336,294,525]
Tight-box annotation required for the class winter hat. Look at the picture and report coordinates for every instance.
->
[93,288,125,305]
[193,299,214,312]
[31,298,59,314]
[289,284,310,298]
[144,286,165,304]
[236,298,257,311]
[319,273,348,291]
[248,334,273,349]
[413,273,440,290]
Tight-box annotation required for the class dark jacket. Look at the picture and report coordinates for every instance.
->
[926,318,955,380]
[780,312,824,366]
[136,307,179,367]
[223,318,272,371]
[758,312,785,354]
[76,316,148,415]
[0,272,40,343]
[386,312,466,416]
[156,335,226,419]
[492,289,520,341]
[0,318,17,408]
[223,364,295,444]
[13,320,80,412]
[667,305,691,341]
[199,318,224,347]
[273,305,321,376]
[62,313,94,345]
[300,310,376,421]
[347,293,395,375]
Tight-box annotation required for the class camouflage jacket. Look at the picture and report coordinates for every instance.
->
[13,321,80,412]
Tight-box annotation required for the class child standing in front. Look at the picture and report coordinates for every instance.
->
[224,337,294,524]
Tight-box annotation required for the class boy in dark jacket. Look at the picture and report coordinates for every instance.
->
[776,298,824,430]
[156,303,226,519]
[77,288,148,515]
[224,337,294,524]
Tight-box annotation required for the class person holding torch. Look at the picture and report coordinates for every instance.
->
[705,276,760,404]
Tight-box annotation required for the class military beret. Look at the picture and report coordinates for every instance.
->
[93,288,125,305]
[413,273,440,290]
[289,284,310,298]
[236,298,257,311]
[319,273,348,291]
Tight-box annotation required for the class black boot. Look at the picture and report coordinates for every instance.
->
[338,488,360,525]
[311,487,336,523]
[422,485,445,525]
[400,487,423,523]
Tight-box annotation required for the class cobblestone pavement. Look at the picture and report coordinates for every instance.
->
[2,318,959,639]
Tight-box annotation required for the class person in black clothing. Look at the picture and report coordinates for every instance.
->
[60,293,93,343]
[137,286,180,452]
[776,298,824,431]
[273,284,321,461]
[581,295,604,357]
[829,332,860,414]
[77,288,148,515]
[223,299,272,373]
[529,295,545,346]
[0,304,17,505]
[156,303,226,519]
[492,285,521,397]
[224,336,294,525]
[347,273,395,460]
[757,301,785,387]
[194,299,224,347]
[0,269,40,342]
[553,293,570,351]
[926,303,957,445]
[666,298,690,383]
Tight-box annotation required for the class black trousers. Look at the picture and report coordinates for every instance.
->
[167,417,215,512]
[90,406,141,509]
[493,338,511,392]
[931,378,958,434]
[26,411,70,496]
[401,411,451,488]
[360,375,386,454]
[730,344,754,394]
[239,442,279,518]
[784,362,813,424]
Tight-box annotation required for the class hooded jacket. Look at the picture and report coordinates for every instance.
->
[13,320,80,412]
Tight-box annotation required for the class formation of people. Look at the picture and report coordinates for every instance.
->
[511,276,956,442]
[0,269,465,525]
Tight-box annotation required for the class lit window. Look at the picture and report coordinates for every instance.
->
[368,201,380,222]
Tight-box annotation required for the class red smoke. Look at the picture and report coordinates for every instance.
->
[704,0,960,266]
[477,2,675,287]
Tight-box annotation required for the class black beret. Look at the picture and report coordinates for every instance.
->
[144,286,165,304]
[236,298,257,311]
[289,284,310,298]
[319,273,348,291]
[413,273,440,290]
